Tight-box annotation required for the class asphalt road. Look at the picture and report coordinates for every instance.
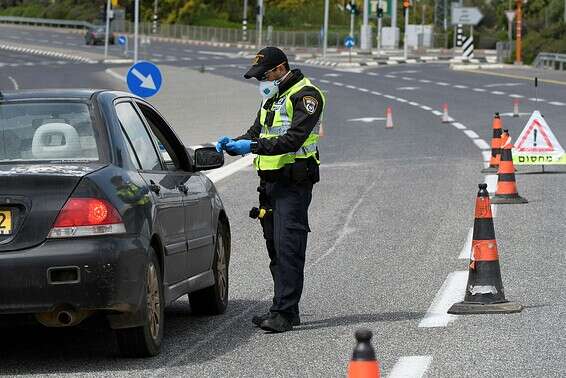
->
[0,25,565,377]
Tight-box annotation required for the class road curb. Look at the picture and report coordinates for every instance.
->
[0,42,98,63]
[301,56,452,68]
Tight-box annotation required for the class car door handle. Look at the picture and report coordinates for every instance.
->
[149,180,161,195]
[177,184,188,194]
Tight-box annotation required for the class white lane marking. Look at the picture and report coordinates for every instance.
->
[396,98,408,103]
[388,356,433,378]
[384,94,396,99]
[320,79,330,83]
[549,101,566,106]
[486,174,498,194]
[385,74,397,78]
[484,82,522,88]
[324,73,341,77]
[491,91,506,95]
[418,271,467,328]
[402,76,415,81]
[371,91,382,95]
[473,88,486,92]
[529,97,545,102]
[7,76,19,90]
[420,105,432,110]
[458,228,473,259]
[409,101,420,106]
[205,154,254,183]
[431,110,443,116]
[367,72,379,76]
[464,130,479,139]
[105,68,125,83]
[333,82,344,86]
[454,84,468,89]
[482,150,492,162]
[358,88,369,92]
[473,139,490,150]
[436,82,449,86]
[509,94,524,98]
[348,117,386,123]
[397,86,420,91]
[346,85,356,89]
[419,79,431,83]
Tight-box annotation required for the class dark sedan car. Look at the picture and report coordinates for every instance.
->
[85,26,115,45]
[0,89,231,357]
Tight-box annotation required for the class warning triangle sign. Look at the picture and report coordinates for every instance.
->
[515,111,564,154]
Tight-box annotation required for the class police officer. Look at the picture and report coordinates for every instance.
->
[216,47,325,333]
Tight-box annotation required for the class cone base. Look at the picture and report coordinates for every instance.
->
[448,301,523,314]
[491,194,528,204]
[481,166,499,173]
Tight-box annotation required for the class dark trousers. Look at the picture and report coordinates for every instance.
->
[260,180,313,319]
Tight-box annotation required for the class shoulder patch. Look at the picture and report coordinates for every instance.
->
[303,96,318,115]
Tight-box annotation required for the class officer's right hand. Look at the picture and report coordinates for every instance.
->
[216,136,233,152]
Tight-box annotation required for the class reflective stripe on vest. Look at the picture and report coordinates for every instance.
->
[254,77,325,171]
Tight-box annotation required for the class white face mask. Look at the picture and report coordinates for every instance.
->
[259,71,291,100]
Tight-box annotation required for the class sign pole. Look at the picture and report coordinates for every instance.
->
[257,0,264,48]
[104,0,111,62]
[377,0,382,54]
[134,0,139,63]
[515,0,522,65]
[323,0,329,58]
[242,0,248,42]
[403,4,409,60]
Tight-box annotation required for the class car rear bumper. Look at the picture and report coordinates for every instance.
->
[0,236,147,315]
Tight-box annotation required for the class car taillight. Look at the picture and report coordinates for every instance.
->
[49,198,126,238]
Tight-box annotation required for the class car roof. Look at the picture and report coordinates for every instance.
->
[0,89,134,102]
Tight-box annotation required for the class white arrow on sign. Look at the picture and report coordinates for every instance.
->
[131,68,156,90]
[348,117,386,123]
[451,7,484,25]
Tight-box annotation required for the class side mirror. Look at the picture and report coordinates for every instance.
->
[192,146,224,171]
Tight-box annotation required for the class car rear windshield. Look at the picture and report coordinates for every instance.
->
[0,101,101,163]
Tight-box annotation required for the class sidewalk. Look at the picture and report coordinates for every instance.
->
[459,64,566,85]
[107,65,258,146]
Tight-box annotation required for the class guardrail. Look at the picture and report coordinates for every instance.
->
[534,52,566,70]
[0,16,94,30]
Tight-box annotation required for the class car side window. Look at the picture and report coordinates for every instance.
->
[136,103,183,171]
[115,102,162,171]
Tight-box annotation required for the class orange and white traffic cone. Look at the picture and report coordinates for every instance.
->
[442,103,452,123]
[481,113,503,174]
[385,106,394,129]
[347,329,380,378]
[448,183,523,314]
[491,130,528,204]
[513,99,520,118]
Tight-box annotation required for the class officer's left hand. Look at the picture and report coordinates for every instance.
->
[225,140,252,156]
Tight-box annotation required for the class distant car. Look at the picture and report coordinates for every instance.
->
[85,26,115,45]
[0,89,231,357]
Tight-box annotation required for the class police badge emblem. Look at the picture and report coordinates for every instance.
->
[303,96,318,115]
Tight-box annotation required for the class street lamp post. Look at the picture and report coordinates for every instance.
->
[323,0,329,58]
[242,0,248,42]
[257,0,264,48]
[403,1,410,60]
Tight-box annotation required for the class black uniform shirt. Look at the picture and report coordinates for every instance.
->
[236,69,324,156]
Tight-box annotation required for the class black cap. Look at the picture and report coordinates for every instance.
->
[244,47,288,80]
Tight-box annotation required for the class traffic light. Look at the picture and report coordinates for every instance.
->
[346,1,359,15]
[403,0,411,8]
[377,8,384,18]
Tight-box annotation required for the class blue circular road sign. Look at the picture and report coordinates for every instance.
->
[126,61,162,98]
[117,35,127,46]
[344,36,355,48]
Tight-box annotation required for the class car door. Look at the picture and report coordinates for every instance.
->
[135,101,215,278]
[114,100,189,285]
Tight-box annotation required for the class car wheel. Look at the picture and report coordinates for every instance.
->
[115,247,164,357]
[189,221,229,315]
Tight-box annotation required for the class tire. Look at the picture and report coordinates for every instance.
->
[189,221,229,315]
[115,247,164,357]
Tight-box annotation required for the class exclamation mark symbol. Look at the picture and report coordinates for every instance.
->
[534,129,538,147]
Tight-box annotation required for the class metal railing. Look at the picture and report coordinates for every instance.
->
[534,52,566,70]
[0,15,94,29]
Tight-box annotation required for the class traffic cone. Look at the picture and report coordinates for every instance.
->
[481,113,503,174]
[442,103,452,123]
[448,184,523,315]
[385,107,394,129]
[491,130,528,204]
[513,99,520,118]
[347,329,380,378]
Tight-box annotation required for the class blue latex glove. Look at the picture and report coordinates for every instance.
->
[216,136,233,152]
[225,140,252,155]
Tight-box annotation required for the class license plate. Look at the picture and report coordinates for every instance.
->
[0,210,12,235]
